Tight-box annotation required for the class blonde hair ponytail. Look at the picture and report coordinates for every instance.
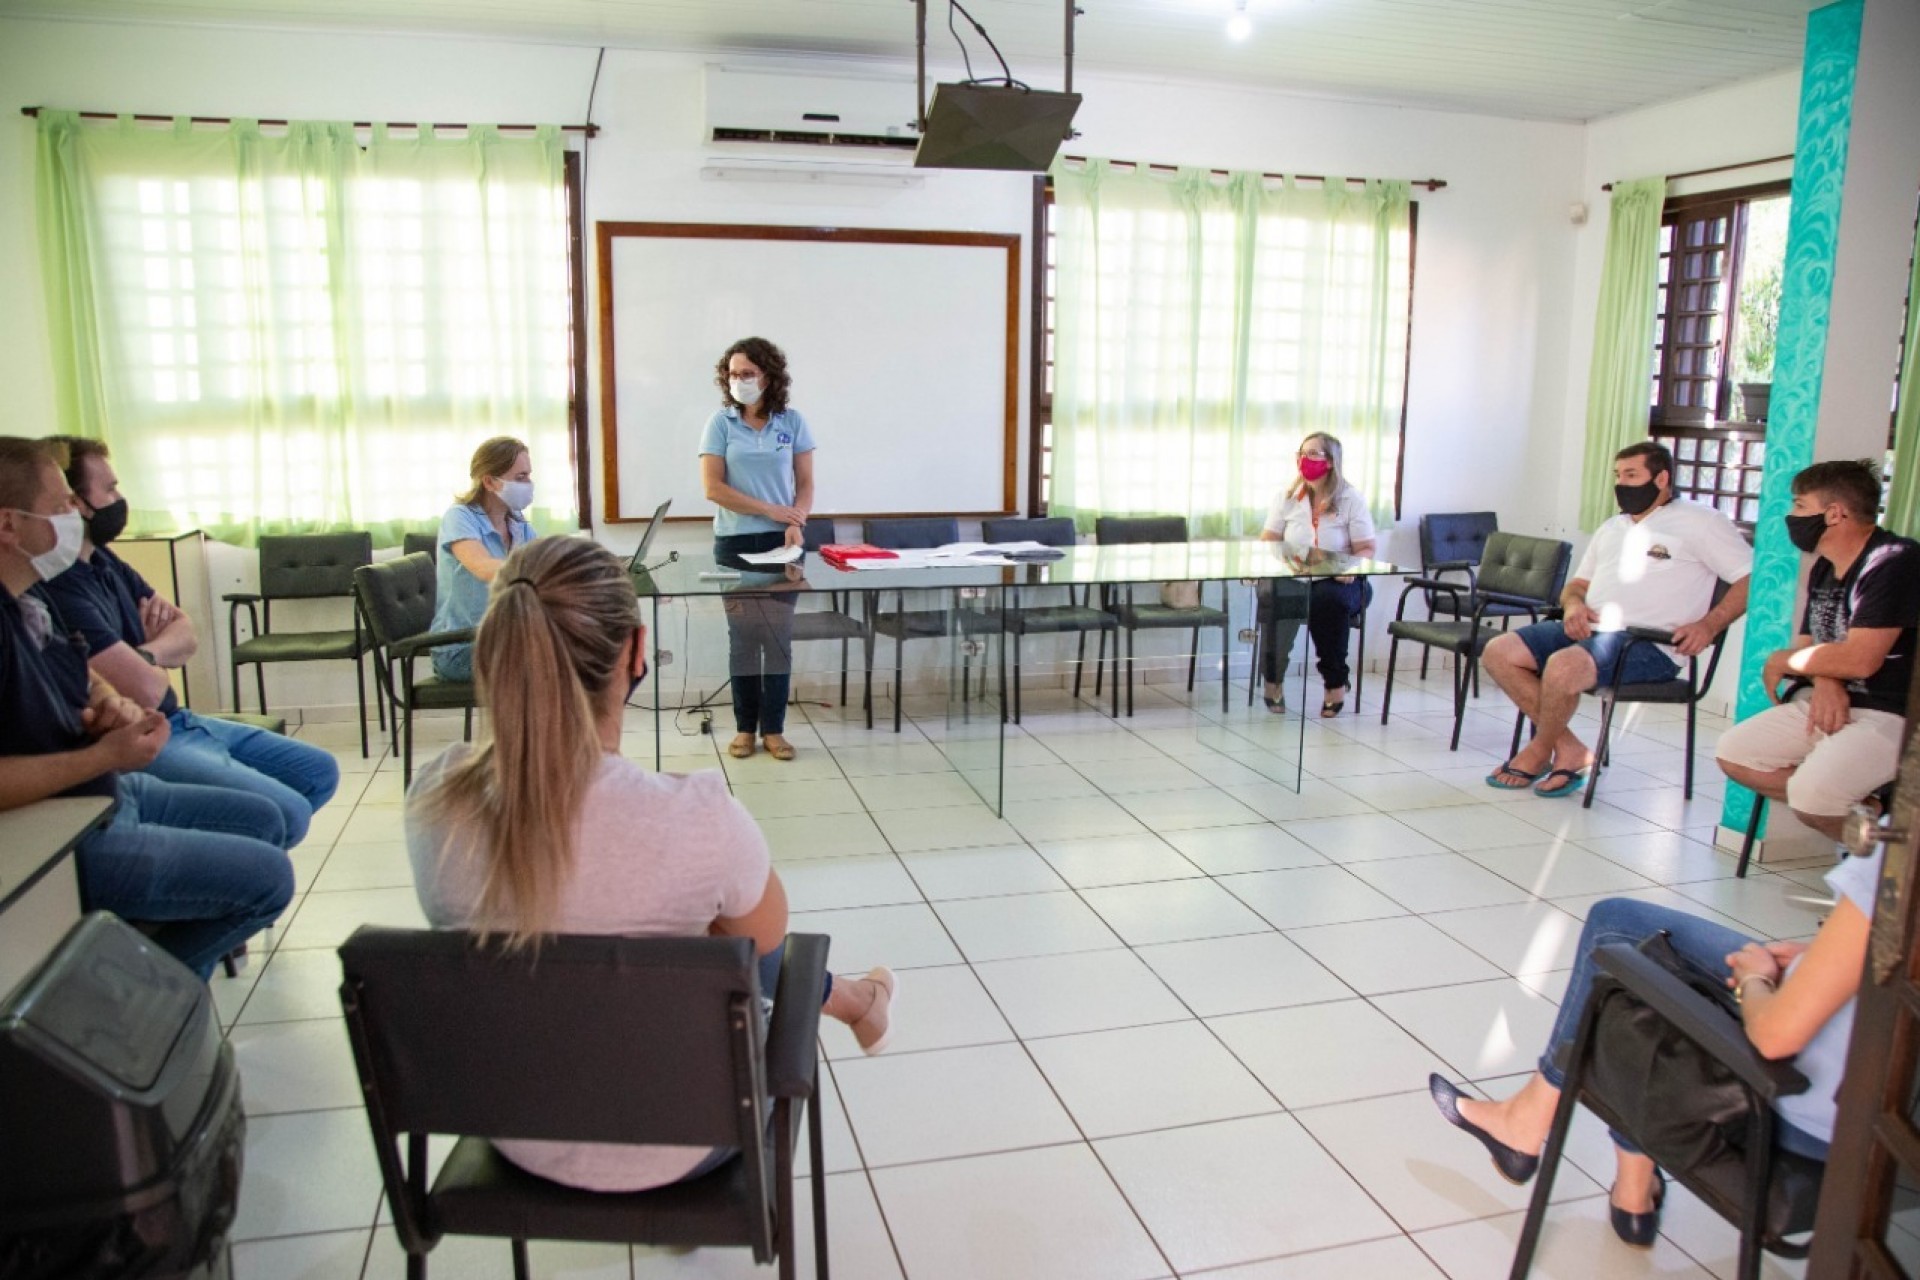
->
[416,536,637,947]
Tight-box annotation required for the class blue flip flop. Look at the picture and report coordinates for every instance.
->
[1485,759,1543,790]
[1533,767,1589,799]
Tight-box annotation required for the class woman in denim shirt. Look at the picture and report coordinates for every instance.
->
[431,437,537,682]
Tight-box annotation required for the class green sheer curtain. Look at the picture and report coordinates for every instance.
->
[1049,159,1411,535]
[1885,213,1920,535]
[35,111,575,545]
[1578,175,1667,532]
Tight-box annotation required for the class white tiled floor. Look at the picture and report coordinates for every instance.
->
[224,676,1824,1279]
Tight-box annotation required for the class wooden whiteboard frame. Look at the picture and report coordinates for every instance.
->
[596,221,1021,523]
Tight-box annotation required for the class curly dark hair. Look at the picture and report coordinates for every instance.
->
[714,337,792,418]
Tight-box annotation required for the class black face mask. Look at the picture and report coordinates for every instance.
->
[1614,480,1662,516]
[83,497,130,547]
[1784,512,1829,554]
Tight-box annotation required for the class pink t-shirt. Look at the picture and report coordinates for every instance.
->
[406,747,772,1191]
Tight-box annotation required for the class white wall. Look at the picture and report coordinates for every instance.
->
[2,15,1605,714]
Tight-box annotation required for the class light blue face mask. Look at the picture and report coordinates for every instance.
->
[498,480,535,513]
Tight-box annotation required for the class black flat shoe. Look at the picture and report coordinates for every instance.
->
[1320,686,1348,718]
[1610,1170,1666,1247]
[1428,1074,1539,1185]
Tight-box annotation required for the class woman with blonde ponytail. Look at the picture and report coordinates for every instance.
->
[405,535,895,1193]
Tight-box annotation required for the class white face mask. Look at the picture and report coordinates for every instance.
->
[12,509,84,581]
[729,378,763,407]
[497,480,535,513]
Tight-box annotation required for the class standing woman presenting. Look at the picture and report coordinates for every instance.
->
[699,338,814,762]
[1258,431,1376,717]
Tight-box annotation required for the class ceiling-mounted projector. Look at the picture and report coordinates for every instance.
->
[911,0,1081,173]
[914,84,1081,171]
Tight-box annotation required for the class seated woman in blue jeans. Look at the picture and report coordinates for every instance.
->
[1258,431,1376,717]
[1431,849,1878,1248]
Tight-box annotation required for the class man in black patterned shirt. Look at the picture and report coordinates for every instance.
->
[1716,460,1920,840]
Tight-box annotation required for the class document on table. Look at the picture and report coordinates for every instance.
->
[739,544,804,565]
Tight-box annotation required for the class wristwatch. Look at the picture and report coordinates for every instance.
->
[1734,973,1776,1005]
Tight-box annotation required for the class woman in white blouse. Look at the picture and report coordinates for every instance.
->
[1257,432,1377,716]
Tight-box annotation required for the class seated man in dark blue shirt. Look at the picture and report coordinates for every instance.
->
[0,437,292,980]
[42,436,339,847]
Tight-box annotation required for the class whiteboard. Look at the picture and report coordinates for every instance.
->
[598,223,1019,523]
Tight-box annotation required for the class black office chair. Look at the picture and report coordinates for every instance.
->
[225,532,376,757]
[338,927,830,1280]
[1414,512,1519,681]
[1379,532,1571,751]
[352,553,477,788]
[1093,516,1231,716]
[1514,581,1733,810]
[402,532,439,563]
[863,517,960,732]
[1511,942,1823,1280]
[981,517,1116,722]
[791,517,873,719]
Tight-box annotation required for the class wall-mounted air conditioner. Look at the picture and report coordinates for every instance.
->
[704,66,920,156]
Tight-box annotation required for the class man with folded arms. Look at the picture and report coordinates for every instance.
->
[0,437,291,980]
[42,435,339,847]
[1717,459,1919,842]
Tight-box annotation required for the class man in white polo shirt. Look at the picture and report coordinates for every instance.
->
[1481,441,1753,798]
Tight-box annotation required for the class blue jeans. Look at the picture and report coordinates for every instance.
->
[1543,897,1829,1160]
[78,773,296,981]
[1512,621,1679,687]
[1261,577,1371,689]
[715,533,797,735]
[431,642,473,682]
[146,709,341,848]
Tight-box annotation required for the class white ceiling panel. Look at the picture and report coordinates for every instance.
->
[0,0,1818,122]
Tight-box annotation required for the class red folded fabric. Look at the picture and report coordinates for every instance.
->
[820,543,899,570]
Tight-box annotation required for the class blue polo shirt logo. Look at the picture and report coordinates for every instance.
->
[776,432,792,447]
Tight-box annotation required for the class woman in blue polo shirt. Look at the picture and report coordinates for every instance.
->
[698,338,815,762]
[431,437,537,682]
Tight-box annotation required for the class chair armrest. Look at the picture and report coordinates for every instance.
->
[1427,560,1475,574]
[1404,576,1470,594]
[222,591,263,604]
[387,627,475,660]
[1592,944,1810,1101]
[1476,587,1553,612]
[765,932,831,1099]
[1625,625,1678,644]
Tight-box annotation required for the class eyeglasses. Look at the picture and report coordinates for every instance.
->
[1297,451,1329,461]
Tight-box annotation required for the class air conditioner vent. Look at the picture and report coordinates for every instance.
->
[711,126,918,151]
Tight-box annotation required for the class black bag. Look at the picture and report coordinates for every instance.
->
[1580,931,1753,1177]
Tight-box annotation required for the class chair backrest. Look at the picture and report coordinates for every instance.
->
[1475,532,1572,605]
[338,927,767,1152]
[1094,515,1188,545]
[353,554,438,649]
[802,516,836,552]
[863,517,959,549]
[258,532,373,601]
[1419,512,1498,570]
[983,516,1076,547]
[401,532,439,563]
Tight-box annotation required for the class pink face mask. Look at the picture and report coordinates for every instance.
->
[1298,456,1332,482]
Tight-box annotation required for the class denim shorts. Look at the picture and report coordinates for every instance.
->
[1511,620,1679,687]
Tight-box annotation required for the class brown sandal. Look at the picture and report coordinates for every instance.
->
[727,734,756,759]
[762,734,797,761]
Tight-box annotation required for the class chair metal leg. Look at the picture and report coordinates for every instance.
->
[1124,628,1136,717]
[1248,615,1262,708]
[1508,1000,1604,1279]
[1448,653,1471,751]
[893,637,904,733]
[1108,636,1119,718]
[1072,631,1088,699]
[1187,625,1200,693]
[510,1239,530,1280]
[1380,635,1401,725]
[1583,697,1618,810]
[808,1084,830,1280]
[1352,615,1365,710]
[355,653,370,759]
[1735,794,1767,878]
[1683,705,1697,799]
[231,661,242,716]
[1012,636,1023,724]
[1219,621,1229,712]
[407,1252,426,1280]
[839,637,850,708]
[254,664,268,717]
[402,702,416,790]
[1094,630,1106,696]
[1511,706,1527,760]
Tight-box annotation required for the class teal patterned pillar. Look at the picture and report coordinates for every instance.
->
[1720,0,1863,840]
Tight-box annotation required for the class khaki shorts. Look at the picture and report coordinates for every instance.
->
[1714,694,1904,817]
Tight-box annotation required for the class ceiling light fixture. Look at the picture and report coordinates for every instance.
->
[1227,0,1252,42]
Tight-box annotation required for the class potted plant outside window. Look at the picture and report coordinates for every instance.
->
[1735,260,1779,423]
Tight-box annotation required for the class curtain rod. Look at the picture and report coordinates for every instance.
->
[1602,152,1792,192]
[1059,154,1446,192]
[20,106,598,137]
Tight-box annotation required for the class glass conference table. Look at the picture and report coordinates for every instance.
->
[632,540,1406,815]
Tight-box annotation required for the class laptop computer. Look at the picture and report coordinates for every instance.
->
[626,499,672,571]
